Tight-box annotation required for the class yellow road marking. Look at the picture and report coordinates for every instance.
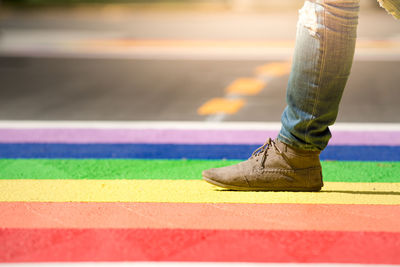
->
[85,40,295,48]
[197,98,245,115]
[84,39,400,49]
[255,62,292,76]
[1,180,400,205]
[226,78,265,96]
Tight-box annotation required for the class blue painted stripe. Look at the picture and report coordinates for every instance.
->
[0,143,399,161]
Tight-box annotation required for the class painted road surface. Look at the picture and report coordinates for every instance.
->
[1,6,399,266]
[0,121,400,265]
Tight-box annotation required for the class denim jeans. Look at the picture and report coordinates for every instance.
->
[278,0,399,151]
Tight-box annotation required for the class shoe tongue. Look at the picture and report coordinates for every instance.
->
[275,139,287,152]
[277,139,321,155]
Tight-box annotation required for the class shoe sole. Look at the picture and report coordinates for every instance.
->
[202,176,322,192]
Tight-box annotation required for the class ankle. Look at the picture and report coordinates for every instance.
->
[276,138,321,155]
[275,139,321,169]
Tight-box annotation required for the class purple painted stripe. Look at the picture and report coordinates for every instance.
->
[0,129,274,145]
[0,128,400,145]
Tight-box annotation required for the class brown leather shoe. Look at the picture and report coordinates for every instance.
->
[202,138,323,191]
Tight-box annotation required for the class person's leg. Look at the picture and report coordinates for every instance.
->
[279,0,360,151]
[202,0,360,191]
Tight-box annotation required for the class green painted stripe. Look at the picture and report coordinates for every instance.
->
[0,159,236,180]
[0,159,399,183]
[322,161,400,183]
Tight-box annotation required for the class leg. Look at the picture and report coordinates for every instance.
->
[279,0,360,151]
[202,0,360,191]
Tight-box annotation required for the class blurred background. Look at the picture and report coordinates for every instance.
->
[0,0,399,122]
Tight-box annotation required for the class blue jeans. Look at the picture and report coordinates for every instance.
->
[278,0,400,151]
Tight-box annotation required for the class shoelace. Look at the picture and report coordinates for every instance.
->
[250,138,283,167]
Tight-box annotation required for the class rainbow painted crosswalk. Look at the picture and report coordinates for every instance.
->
[1,121,400,265]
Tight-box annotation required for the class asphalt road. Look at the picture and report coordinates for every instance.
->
[0,6,399,122]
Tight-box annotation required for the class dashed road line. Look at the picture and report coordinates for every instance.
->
[255,61,292,77]
[197,98,245,116]
[198,61,291,121]
[226,78,266,96]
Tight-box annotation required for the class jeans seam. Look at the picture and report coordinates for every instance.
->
[305,0,327,146]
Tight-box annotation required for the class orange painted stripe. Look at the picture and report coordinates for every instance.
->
[1,202,399,232]
[197,98,245,115]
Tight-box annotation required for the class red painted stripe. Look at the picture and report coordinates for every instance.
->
[1,229,399,264]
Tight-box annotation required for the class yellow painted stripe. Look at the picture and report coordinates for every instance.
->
[1,180,400,205]
[255,62,292,77]
[197,98,245,115]
[226,78,265,96]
